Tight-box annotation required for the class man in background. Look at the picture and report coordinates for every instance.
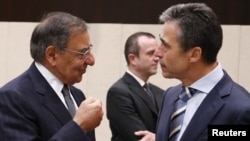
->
[107,32,164,141]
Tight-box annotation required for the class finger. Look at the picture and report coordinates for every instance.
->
[89,100,102,107]
[135,130,146,136]
[84,97,96,104]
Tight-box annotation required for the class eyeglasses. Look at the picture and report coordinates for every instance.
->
[63,45,93,57]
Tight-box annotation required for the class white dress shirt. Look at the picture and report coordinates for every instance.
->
[35,62,78,110]
[177,62,224,141]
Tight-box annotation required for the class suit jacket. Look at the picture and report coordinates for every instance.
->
[106,72,164,141]
[156,71,250,141]
[0,62,95,141]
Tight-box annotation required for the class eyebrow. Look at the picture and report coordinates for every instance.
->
[159,35,167,46]
[80,44,92,50]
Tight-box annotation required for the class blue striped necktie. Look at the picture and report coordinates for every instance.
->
[169,86,197,141]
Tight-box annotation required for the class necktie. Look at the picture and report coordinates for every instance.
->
[168,86,196,141]
[62,85,76,117]
[143,83,155,104]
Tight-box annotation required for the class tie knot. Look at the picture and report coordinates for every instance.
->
[62,85,70,96]
[179,86,197,102]
[143,83,149,89]
[189,87,197,96]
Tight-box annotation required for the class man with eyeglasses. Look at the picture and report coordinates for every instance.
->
[63,45,93,60]
[0,12,103,141]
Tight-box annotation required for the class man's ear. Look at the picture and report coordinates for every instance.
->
[128,54,136,66]
[45,45,57,64]
[189,47,202,62]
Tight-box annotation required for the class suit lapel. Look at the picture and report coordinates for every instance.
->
[181,88,224,141]
[181,72,232,141]
[156,85,181,141]
[69,86,85,106]
[163,86,182,138]
[42,90,72,124]
[124,73,158,114]
[150,84,164,112]
[29,63,72,125]
[131,83,158,114]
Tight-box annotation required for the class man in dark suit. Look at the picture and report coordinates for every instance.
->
[106,32,164,141]
[0,12,103,141]
[155,3,250,141]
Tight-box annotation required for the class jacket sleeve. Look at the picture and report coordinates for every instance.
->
[0,89,93,141]
[106,86,147,141]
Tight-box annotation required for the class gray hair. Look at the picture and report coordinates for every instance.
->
[30,12,88,62]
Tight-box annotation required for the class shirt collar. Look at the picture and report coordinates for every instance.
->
[126,69,146,87]
[190,62,224,93]
[35,62,64,94]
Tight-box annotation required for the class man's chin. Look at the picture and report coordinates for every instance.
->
[74,76,83,83]
[162,72,171,78]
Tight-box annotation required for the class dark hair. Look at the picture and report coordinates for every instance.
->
[30,12,88,62]
[159,3,223,64]
[124,32,155,65]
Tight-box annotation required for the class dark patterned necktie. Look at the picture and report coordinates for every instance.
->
[143,83,155,104]
[62,85,76,117]
[169,86,197,141]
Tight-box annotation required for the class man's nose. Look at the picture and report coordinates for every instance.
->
[154,46,163,59]
[85,52,95,66]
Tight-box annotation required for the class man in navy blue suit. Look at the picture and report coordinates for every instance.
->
[0,12,103,141]
[154,3,250,141]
